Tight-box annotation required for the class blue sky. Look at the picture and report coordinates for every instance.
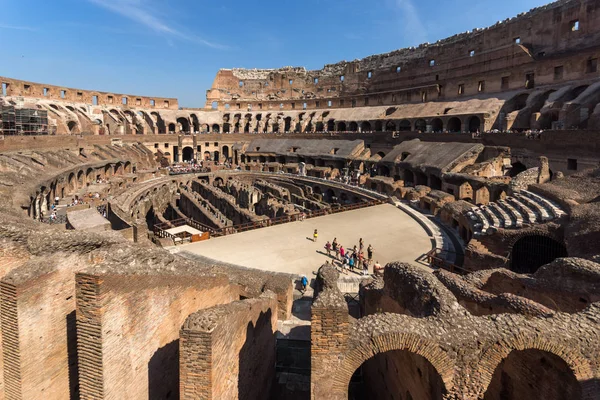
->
[1,0,550,107]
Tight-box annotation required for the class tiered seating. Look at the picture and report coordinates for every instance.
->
[466,191,566,236]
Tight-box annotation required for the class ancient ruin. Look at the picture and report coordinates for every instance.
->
[0,0,599,399]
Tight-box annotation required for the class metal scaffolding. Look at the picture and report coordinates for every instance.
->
[1,106,49,135]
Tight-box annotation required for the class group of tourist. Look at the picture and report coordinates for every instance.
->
[317,232,383,276]
[167,161,207,175]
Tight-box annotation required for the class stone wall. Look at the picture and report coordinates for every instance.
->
[179,294,278,399]
[76,269,236,400]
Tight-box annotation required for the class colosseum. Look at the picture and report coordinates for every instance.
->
[0,0,599,399]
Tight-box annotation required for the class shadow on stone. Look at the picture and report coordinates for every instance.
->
[66,311,80,400]
[239,309,275,400]
[148,340,179,400]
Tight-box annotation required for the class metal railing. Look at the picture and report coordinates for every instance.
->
[425,248,469,275]
[153,199,383,240]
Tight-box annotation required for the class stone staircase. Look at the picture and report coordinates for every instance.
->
[466,190,566,236]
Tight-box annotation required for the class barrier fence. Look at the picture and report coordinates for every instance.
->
[153,199,384,243]
[425,248,468,274]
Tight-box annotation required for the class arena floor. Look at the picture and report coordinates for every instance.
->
[173,204,433,277]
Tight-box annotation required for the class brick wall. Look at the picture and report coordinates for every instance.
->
[179,295,278,399]
[1,257,81,400]
[76,272,236,400]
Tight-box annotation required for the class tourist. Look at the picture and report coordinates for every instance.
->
[367,244,373,261]
[340,245,345,260]
[362,259,370,276]
[313,229,318,242]
[301,275,308,293]
[359,238,364,252]
[325,241,332,256]
[373,261,384,277]
[348,255,355,271]
[341,254,348,274]
[332,238,339,259]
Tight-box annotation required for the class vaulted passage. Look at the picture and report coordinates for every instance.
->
[182,146,194,162]
[484,349,581,400]
[349,350,445,400]
[510,235,568,274]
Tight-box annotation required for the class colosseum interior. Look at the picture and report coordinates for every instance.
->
[0,0,599,399]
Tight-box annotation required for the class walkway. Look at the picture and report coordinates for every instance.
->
[171,204,432,277]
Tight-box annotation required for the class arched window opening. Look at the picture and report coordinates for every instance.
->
[431,118,443,133]
[414,119,426,132]
[182,147,194,162]
[468,116,481,133]
[447,117,461,133]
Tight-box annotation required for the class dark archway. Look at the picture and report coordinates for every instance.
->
[398,120,411,131]
[468,116,481,133]
[349,122,359,132]
[483,349,581,400]
[212,124,220,133]
[431,118,443,133]
[349,349,445,400]
[327,120,335,132]
[190,114,200,132]
[509,162,527,177]
[222,145,230,161]
[374,121,383,132]
[284,117,292,132]
[360,121,372,132]
[168,123,176,133]
[338,122,347,131]
[430,175,442,190]
[182,147,194,162]
[414,119,426,132]
[177,117,190,133]
[379,165,391,177]
[67,121,79,134]
[447,117,462,133]
[510,235,567,274]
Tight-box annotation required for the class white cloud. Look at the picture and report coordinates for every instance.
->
[390,0,427,45]
[87,0,228,49]
[0,24,38,32]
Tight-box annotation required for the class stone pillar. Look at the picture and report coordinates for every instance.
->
[311,265,350,400]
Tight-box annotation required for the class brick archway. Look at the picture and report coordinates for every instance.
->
[332,331,455,395]
[477,334,594,398]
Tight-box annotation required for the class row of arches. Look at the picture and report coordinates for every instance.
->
[346,342,587,400]
[29,161,133,219]
[79,110,485,136]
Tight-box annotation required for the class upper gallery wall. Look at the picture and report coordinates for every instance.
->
[206,0,600,111]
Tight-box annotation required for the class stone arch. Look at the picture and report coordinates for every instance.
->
[168,123,176,133]
[467,116,481,133]
[150,112,166,134]
[190,114,200,132]
[335,331,455,396]
[510,234,568,274]
[374,120,383,132]
[478,335,594,399]
[360,121,372,132]
[327,120,335,132]
[222,145,230,161]
[414,119,426,132]
[398,119,411,131]
[431,118,443,132]
[67,121,79,134]
[212,124,220,133]
[447,117,462,133]
[349,122,358,132]
[337,121,347,131]
[182,146,194,162]
[177,117,190,133]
